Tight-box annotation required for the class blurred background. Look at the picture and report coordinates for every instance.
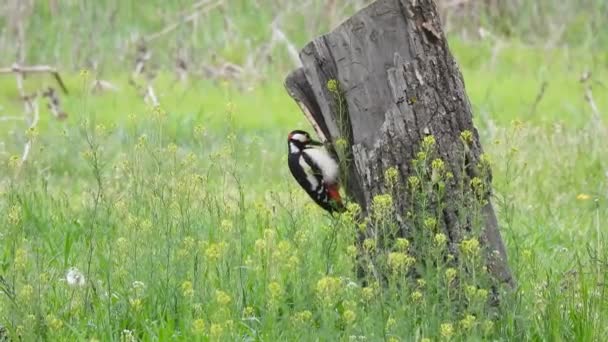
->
[1,0,607,74]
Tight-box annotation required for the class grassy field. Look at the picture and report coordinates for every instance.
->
[1,1,608,341]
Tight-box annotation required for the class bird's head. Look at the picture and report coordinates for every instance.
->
[288,130,322,152]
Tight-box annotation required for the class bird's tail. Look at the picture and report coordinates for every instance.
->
[326,183,346,213]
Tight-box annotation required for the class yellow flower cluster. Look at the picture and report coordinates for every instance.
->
[268,281,283,307]
[384,166,399,186]
[411,290,423,303]
[342,309,357,325]
[424,217,437,230]
[395,238,409,251]
[408,176,420,189]
[192,319,205,334]
[327,79,340,93]
[387,252,416,273]
[460,314,476,330]
[460,130,473,144]
[291,310,313,325]
[204,241,227,261]
[372,194,393,216]
[460,238,480,257]
[215,290,231,306]
[431,158,445,171]
[440,322,454,338]
[8,205,22,225]
[316,276,342,306]
[181,281,194,298]
[422,135,436,149]
[434,233,447,247]
[445,268,457,284]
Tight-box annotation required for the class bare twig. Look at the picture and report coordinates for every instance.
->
[581,71,603,125]
[42,87,68,120]
[271,19,301,68]
[145,85,159,107]
[0,116,25,122]
[529,80,548,116]
[90,79,119,93]
[19,93,39,171]
[0,64,69,94]
[145,1,222,42]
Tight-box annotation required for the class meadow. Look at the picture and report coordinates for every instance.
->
[1,1,608,341]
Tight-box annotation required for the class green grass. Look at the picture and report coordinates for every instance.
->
[1,39,607,341]
[2,3,608,340]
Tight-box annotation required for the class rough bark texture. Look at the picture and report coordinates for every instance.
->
[285,0,513,285]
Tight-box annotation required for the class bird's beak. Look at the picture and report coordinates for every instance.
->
[308,139,323,146]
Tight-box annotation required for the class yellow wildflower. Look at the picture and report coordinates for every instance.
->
[205,242,227,261]
[465,285,477,299]
[361,286,376,301]
[8,205,22,225]
[129,298,142,312]
[434,233,447,247]
[291,310,313,325]
[408,176,420,189]
[327,79,339,93]
[482,320,494,334]
[460,238,480,257]
[424,217,437,230]
[576,193,591,201]
[363,238,376,252]
[14,248,27,269]
[460,314,476,330]
[385,167,399,186]
[387,252,415,273]
[192,319,205,334]
[215,290,231,306]
[209,323,223,338]
[460,130,473,144]
[422,135,436,149]
[372,194,393,216]
[476,288,489,301]
[181,281,194,298]
[316,276,342,306]
[46,314,63,331]
[342,309,357,325]
[243,306,255,318]
[220,219,233,232]
[445,268,457,284]
[411,290,423,303]
[431,158,445,171]
[254,239,266,252]
[18,284,33,301]
[440,322,454,338]
[386,317,397,330]
[268,281,283,302]
[395,238,410,251]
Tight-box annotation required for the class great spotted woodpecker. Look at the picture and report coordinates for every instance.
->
[287,130,345,213]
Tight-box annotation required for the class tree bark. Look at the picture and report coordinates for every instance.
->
[285,0,513,286]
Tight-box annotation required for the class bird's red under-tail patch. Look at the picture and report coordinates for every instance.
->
[326,183,346,213]
[326,183,342,205]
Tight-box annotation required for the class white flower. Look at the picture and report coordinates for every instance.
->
[66,267,85,287]
[131,281,146,296]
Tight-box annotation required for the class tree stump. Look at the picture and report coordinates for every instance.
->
[285,0,513,286]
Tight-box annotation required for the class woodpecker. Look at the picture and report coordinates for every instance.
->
[287,130,345,213]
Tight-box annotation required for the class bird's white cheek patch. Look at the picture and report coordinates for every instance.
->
[291,133,307,142]
[289,142,300,153]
